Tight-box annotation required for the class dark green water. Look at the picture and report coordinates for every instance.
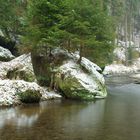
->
[0,78,140,140]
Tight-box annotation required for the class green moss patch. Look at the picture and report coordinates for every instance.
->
[18,90,41,103]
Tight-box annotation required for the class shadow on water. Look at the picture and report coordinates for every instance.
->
[0,77,140,139]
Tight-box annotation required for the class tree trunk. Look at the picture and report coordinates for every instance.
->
[78,41,84,64]
[67,39,71,52]
[124,14,128,66]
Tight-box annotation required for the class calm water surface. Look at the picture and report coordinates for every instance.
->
[0,77,140,140]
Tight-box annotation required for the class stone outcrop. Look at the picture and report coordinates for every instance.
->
[0,46,15,61]
[55,54,107,100]
[0,53,61,106]
[0,53,35,81]
[31,48,107,100]
[0,48,107,106]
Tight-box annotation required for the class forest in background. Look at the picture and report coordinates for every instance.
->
[0,0,140,67]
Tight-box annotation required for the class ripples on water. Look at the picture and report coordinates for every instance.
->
[0,77,140,140]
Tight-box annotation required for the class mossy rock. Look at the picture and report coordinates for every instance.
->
[7,69,35,82]
[16,69,35,82]
[0,56,12,61]
[18,90,42,103]
[55,75,97,100]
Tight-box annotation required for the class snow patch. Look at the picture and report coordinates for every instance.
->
[114,47,126,61]
[0,80,61,106]
[0,46,15,61]
[103,57,140,75]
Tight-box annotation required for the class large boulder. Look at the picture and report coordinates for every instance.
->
[0,46,15,61]
[31,48,107,100]
[55,54,107,100]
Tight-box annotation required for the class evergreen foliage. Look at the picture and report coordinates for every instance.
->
[0,0,140,66]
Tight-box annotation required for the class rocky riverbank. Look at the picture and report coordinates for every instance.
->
[103,45,140,75]
[103,62,139,75]
[0,47,107,106]
[0,50,61,106]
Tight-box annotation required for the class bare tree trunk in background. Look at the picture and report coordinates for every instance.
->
[125,14,128,66]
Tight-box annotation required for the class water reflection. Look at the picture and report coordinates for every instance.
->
[0,104,44,128]
[0,99,106,140]
[0,83,140,140]
[94,84,140,140]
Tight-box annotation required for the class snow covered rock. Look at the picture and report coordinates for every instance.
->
[0,46,15,61]
[55,54,107,100]
[0,80,61,106]
[0,53,35,82]
[0,53,61,106]
[30,48,107,100]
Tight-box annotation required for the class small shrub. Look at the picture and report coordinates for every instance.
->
[18,90,41,103]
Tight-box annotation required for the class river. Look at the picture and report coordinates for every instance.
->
[0,76,140,140]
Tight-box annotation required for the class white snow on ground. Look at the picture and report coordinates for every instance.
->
[103,64,138,75]
[103,57,140,75]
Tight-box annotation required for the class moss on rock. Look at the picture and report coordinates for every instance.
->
[7,68,35,82]
[54,58,107,100]
[55,75,97,100]
[18,90,41,103]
